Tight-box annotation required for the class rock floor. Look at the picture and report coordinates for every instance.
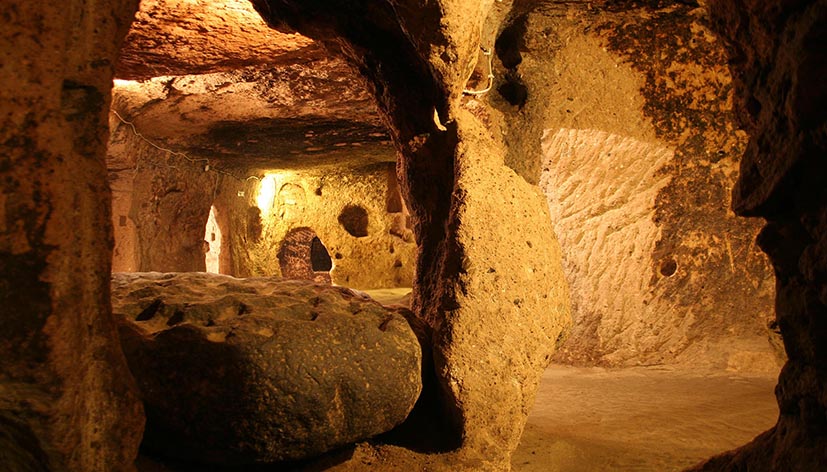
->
[513,365,779,472]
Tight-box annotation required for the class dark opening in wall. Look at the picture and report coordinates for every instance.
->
[204,205,222,274]
[659,258,678,277]
[338,204,369,237]
[310,236,333,272]
[495,13,529,108]
[278,227,331,284]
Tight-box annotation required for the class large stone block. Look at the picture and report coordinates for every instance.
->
[112,272,422,465]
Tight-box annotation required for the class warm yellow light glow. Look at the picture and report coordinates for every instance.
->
[112,79,140,88]
[256,174,277,213]
[204,206,221,274]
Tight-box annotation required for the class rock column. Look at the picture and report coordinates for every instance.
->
[0,1,144,470]
[691,1,827,469]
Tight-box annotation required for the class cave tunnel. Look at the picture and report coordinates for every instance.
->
[2,0,826,471]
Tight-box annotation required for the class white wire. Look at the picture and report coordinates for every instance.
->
[111,109,259,183]
[463,47,495,96]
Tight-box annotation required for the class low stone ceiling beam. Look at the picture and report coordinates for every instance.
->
[116,0,318,80]
[108,63,393,170]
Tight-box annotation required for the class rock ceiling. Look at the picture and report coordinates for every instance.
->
[112,0,394,170]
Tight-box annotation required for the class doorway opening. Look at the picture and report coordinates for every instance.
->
[204,205,222,274]
[277,227,333,285]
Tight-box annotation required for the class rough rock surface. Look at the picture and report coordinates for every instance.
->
[108,118,418,287]
[7,0,827,471]
[120,135,217,273]
[0,2,145,471]
[277,226,333,284]
[492,2,778,371]
[688,1,827,470]
[250,1,572,469]
[112,272,422,465]
[116,0,316,80]
[110,64,388,169]
[108,26,415,287]
[439,108,572,465]
[214,163,417,288]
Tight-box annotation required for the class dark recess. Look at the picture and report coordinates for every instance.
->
[310,237,333,271]
[660,259,678,277]
[495,14,529,108]
[338,205,369,237]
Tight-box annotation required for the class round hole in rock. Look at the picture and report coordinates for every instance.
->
[660,258,678,277]
[338,204,369,237]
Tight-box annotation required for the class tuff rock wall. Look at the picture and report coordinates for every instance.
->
[108,113,217,273]
[689,0,827,469]
[489,1,779,372]
[250,0,572,468]
[0,1,144,470]
[110,1,573,465]
[212,162,416,289]
[2,0,827,471]
[108,115,417,288]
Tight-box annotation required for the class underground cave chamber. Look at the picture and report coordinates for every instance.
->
[104,1,786,469]
[108,71,416,292]
[3,0,827,471]
[105,5,423,465]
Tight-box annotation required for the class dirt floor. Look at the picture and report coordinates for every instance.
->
[361,288,412,306]
[513,365,779,472]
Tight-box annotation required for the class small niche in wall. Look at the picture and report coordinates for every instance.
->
[386,166,404,213]
[338,204,369,237]
[277,183,306,220]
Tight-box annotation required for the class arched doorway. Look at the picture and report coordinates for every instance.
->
[277,227,332,284]
[204,205,222,273]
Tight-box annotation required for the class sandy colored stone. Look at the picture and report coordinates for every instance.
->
[110,64,386,167]
[106,62,415,288]
[108,128,417,287]
[215,163,416,289]
[5,0,827,470]
[687,1,827,470]
[513,365,778,472]
[125,138,216,273]
[431,108,570,468]
[0,1,145,471]
[250,1,572,469]
[116,0,316,80]
[488,3,779,372]
[113,272,422,465]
